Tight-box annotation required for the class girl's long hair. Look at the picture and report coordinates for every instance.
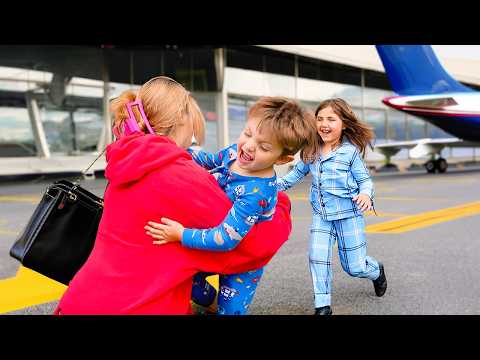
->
[315,98,374,157]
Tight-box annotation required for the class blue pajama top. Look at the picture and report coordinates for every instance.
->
[182,144,277,251]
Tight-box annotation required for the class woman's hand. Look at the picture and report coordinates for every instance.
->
[352,193,372,212]
[145,218,185,245]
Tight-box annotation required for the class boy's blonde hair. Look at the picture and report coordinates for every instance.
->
[110,76,205,145]
[315,98,374,157]
[249,96,320,163]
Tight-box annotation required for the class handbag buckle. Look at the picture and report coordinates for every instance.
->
[68,192,77,202]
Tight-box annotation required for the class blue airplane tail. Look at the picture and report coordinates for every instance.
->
[375,45,474,95]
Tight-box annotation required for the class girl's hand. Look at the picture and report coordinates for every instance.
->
[144,218,184,245]
[352,194,372,212]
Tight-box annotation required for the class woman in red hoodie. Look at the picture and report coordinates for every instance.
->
[54,76,292,315]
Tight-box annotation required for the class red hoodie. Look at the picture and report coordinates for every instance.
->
[55,134,292,314]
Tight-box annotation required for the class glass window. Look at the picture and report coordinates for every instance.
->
[131,49,163,85]
[364,108,386,143]
[364,70,392,91]
[228,97,248,144]
[192,48,217,92]
[407,114,427,140]
[72,109,103,152]
[428,123,452,139]
[386,109,407,141]
[227,48,264,73]
[0,107,36,156]
[192,92,218,152]
[298,56,361,86]
[40,107,74,154]
[164,48,192,90]
[265,53,294,77]
[31,75,105,154]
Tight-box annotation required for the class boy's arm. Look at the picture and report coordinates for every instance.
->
[276,160,310,192]
[187,146,227,170]
[182,192,266,252]
[350,149,374,200]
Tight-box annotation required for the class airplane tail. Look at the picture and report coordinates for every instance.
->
[375,45,474,95]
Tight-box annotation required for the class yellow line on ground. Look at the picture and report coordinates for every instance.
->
[0,266,67,314]
[0,267,218,314]
[0,195,40,203]
[365,200,480,233]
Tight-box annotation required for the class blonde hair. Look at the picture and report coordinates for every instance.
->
[315,98,374,157]
[110,76,205,145]
[249,97,320,163]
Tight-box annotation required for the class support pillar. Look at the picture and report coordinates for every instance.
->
[26,92,50,158]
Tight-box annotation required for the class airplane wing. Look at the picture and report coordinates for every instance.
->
[375,138,479,158]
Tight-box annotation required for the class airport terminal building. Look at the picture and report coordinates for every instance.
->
[1,45,479,176]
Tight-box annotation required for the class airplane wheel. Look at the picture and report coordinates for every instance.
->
[425,160,436,173]
[436,158,448,173]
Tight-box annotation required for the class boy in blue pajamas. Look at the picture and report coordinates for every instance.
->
[145,96,320,315]
[277,98,388,315]
[185,143,276,315]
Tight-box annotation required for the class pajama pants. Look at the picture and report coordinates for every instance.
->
[310,213,381,308]
[191,267,264,315]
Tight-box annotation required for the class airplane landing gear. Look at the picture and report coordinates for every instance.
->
[425,158,448,173]
[425,160,436,173]
[437,158,448,173]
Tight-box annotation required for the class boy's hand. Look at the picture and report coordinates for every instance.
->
[352,194,372,212]
[145,218,184,245]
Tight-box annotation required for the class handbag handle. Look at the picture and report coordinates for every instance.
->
[72,147,107,184]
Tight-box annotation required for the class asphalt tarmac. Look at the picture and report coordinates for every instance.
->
[1,167,480,315]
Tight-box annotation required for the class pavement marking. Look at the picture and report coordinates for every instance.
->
[0,268,219,314]
[0,266,67,314]
[0,195,41,203]
[365,200,480,233]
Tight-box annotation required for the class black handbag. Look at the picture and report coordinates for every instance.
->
[9,153,106,285]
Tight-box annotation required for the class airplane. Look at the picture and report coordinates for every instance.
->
[374,45,480,173]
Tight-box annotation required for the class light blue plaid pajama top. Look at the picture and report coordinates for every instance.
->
[277,138,374,221]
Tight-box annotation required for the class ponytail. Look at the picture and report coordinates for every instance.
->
[110,90,150,137]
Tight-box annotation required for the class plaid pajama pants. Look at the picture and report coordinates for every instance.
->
[309,212,381,308]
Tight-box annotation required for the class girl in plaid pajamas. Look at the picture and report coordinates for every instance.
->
[145,97,319,315]
[277,98,387,315]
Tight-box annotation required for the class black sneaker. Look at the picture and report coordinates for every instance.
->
[373,262,387,297]
[314,306,332,315]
